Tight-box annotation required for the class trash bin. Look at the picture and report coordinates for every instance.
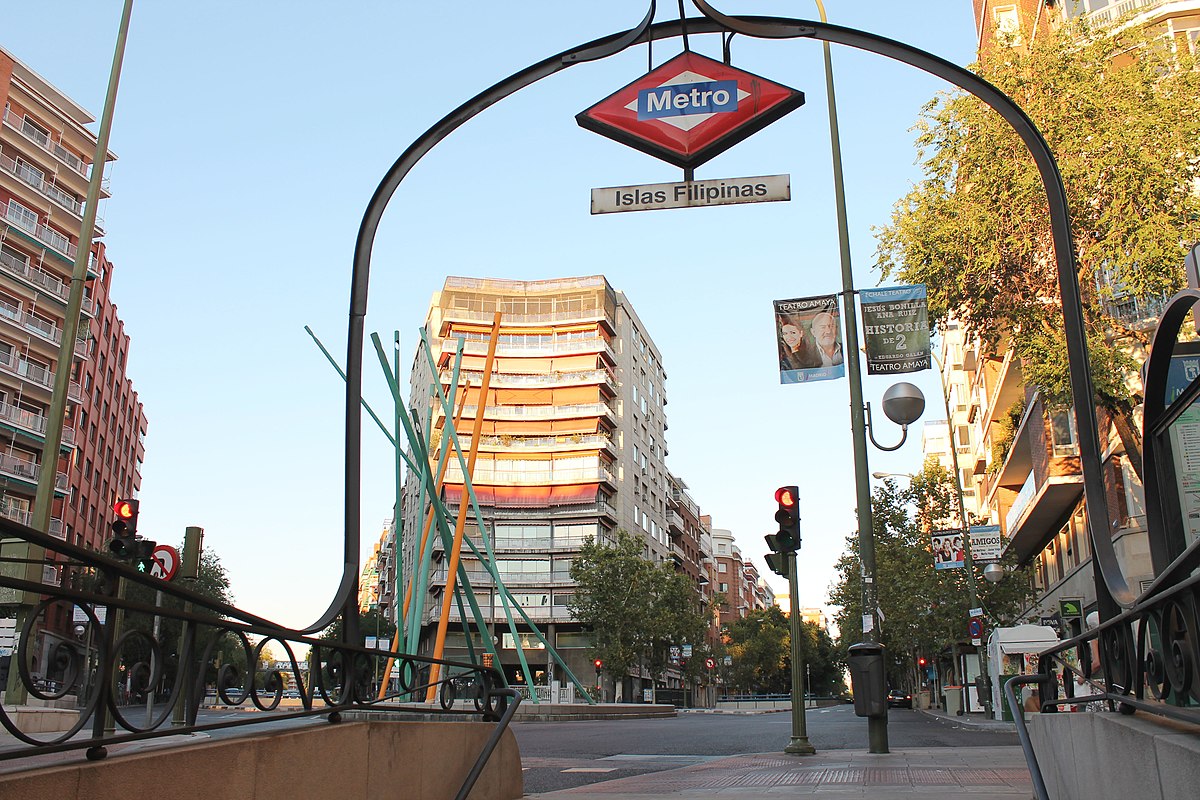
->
[847,642,887,719]
[943,686,962,716]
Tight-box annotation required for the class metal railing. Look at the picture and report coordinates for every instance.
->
[0,516,520,798]
[2,108,89,178]
[0,399,76,446]
[0,154,84,217]
[2,203,77,261]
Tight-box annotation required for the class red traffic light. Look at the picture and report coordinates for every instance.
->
[918,657,927,667]
[593,659,603,670]
[775,486,797,508]
[113,499,136,519]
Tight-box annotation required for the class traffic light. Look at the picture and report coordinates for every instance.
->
[772,486,800,550]
[132,538,157,573]
[764,486,800,578]
[918,657,927,667]
[107,498,139,558]
[593,658,603,671]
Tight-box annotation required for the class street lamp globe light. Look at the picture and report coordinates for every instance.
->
[983,563,1005,584]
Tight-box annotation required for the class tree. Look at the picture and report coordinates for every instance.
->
[724,607,790,694]
[828,462,1034,686]
[875,18,1200,477]
[569,529,709,700]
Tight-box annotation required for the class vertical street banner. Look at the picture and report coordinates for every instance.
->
[860,284,931,375]
[932,529,965,570]
[969,524,1003,564]
[773,294,844,384]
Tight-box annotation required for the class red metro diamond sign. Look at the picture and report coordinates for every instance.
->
[577,51,805,170]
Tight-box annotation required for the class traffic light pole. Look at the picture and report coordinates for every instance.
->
[784,552,815,755]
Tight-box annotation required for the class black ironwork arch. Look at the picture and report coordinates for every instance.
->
[328,8,1132,643]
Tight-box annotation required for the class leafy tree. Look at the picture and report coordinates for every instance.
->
[569,530,651,688]
[829,461,1034,687]
[569,529,709,699]
[875,18,1200,478]
[724,607,790,694]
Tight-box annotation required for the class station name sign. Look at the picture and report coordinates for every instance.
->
[591,174,790,214]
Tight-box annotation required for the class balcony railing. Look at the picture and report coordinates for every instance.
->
[2,107,89,178]
[476,433,612,451]
[0,400,75,446]
[0,348,80,398]
[444,465,616,486]
[455,402,616,422]
[1,506,67,539]
[0,154,84,217]
[448,336,614,357]
[442,307,606,326]
[452,368,615,389]
[0,247,70,305]
[2,204,77,261]
[0,451,68,490]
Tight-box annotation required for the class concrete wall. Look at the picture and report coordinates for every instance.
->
[1,719,522,800]
[1030,711,1200,800]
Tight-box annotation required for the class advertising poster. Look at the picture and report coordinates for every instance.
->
[773,295,844,384]
[969,524,1003,564]
[860,284,931,375]
[931,529,965,570]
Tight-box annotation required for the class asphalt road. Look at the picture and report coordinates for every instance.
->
[513,705,1019,794]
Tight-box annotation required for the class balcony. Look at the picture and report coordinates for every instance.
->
[444,465,617,486]
[0,351,80,400]
[0,400,75,447]
[455,402,616,422]
[0,451,69,492]
[2,203,77,262]
[0,247,87,311]
[439,306,608,330]
[475,432,614,455]
[0,154,98,227]
[668,509,686,535]
[450,367,616,391]
[0,504,62,537]
[2,107,90,180]
[993,397,1084,564]
[444,336,616,360]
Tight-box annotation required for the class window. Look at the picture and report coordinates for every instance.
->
[1050,411,1078,457]
[6,200,38,233]
[718,562,727,573]
[993,5,1023,46]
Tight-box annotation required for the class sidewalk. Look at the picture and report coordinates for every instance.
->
[527,745,1032,798]
[527,707,1026,798]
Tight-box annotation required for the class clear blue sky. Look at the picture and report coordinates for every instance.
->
[4,2,979,630]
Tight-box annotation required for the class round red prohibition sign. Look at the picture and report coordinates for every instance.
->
[150,544,180,581]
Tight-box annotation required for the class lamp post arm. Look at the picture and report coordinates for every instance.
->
[864,403,910,452]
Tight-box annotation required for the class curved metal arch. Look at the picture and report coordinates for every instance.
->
[1142,289,1200,583]
[327,12,1131,640]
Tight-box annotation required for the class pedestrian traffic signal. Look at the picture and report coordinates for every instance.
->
[131,538,157,573]
[772,486,800,551]
[107,498,139,558]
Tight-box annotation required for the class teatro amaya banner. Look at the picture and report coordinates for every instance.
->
[860,284,931,375]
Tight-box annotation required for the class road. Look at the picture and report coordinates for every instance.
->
[513,706,1018,794]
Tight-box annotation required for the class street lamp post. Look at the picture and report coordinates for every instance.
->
[932,352,993,718]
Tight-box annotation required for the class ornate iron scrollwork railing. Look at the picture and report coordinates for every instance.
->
[0,517,518,798]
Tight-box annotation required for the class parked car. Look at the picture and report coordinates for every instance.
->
[886,689,912,709]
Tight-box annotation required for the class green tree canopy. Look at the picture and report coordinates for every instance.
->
[569,529,710,693]
[829,461,1034,686]
[875,18,1200,474]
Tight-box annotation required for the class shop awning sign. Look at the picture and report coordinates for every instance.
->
[577,51,805,169]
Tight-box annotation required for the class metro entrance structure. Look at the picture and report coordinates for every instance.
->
[2,4,1196,798]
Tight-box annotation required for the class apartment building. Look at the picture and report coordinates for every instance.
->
[1,47,146,683]
[975,0,1200,54]
[930,319,1151,638]
[400,275,671,688]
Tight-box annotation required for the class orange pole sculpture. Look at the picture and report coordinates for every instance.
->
[426,312,502,700]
